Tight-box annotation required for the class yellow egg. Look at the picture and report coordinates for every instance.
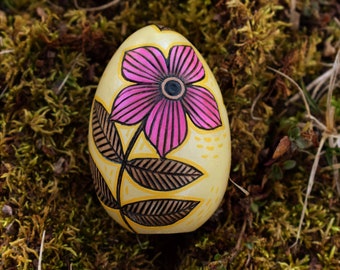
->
[88,25,231,234]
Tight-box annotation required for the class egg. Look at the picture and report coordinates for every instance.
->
[88,25,231,234]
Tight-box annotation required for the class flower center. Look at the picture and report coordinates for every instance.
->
[161,77,186,100]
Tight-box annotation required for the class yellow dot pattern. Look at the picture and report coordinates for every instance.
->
[194,132,228,159]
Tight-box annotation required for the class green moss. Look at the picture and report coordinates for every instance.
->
[1,0,339,269]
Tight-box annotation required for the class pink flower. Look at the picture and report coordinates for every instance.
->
[111,45,222,157]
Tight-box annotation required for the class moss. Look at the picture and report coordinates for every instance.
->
[0,0,339,269]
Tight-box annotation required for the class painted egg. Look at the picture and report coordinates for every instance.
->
[88,25,231,234]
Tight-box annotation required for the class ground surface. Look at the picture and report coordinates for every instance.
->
[0,0,340,269]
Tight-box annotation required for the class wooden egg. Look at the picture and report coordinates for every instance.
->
[88,25,231,234]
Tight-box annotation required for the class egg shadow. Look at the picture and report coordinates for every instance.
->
[145,232,196,270]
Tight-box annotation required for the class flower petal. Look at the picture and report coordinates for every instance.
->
[145,99,187,157]
[182,85,222,129]
[111,84,159,124]
[168,45,205,84]
[122,47,168,84]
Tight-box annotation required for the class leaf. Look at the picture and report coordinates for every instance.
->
[288,126,300,140]
[125,158,202,191]
[89,155,119,209]
[269,163,283,181]
[282,160,296,170]
[272,136,291,159]
[122,199,199,226]
[92,100,124,162]
[295,137,310,149]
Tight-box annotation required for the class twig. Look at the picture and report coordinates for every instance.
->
[268,66,311,117]
[286,66,333,104]
[291,135,327,247]
[38,230,46,270]
[326,50,340,193]
[328,134,340,142]
[0,85,9,99]
[307,115,327,132]
[235,215,247,251]
[54,54,81,95]
[229,178,250,196]
[326,50,340,131]
[285,54,339,104]
[268,66,328,132]
[307,69,333,99]
[250,92,263,121]
[74,0,120,12]
[320,163,340,173]
[269,50,340,245]
[0,49,14,55]
[290,0,296,12]
[289,0,300,30]
[329,136,340,193]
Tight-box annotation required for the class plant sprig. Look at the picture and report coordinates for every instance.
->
[268,49,340,247]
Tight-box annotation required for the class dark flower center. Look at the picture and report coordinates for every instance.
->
[161,77,186,100]
[165,80,181,96]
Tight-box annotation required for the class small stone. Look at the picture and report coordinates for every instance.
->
[2,204,13,216]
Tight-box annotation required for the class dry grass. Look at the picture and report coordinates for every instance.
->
[269,49,340,246]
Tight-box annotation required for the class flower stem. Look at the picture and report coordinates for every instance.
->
[116,123,144,233]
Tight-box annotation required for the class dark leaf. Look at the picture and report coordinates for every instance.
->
[269,163,283,181]
[295,137,310,149]
[126,158,202,191]
[89,155,119,209]
[122,199,199,226]
[92,100,124,162]
[282,160,296,170]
